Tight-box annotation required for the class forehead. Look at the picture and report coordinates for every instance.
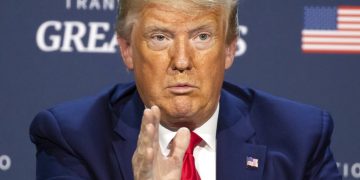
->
[136,3,226,30]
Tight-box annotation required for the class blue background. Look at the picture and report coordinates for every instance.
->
[1,0,360,179]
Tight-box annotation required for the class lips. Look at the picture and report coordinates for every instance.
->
[167,83,197,94]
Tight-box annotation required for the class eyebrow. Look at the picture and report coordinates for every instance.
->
[143,26,175,37]
[143,23,216,37]
[188,24,216,35]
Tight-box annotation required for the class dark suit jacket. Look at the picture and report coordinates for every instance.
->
[30,81,341,180]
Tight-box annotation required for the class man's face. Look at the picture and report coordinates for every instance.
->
[118,2,236,130]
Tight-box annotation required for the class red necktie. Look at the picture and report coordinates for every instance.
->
[181,132,202,180]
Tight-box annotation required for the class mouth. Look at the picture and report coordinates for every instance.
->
[167,83,197,94]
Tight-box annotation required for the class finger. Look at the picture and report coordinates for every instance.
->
[142,108,155,128]
[150,106,161,152]
[133,109,157,179]
[151,105,161,126]
[132,147,154,170]
[136,109,156,157]
[138,109,154,146]
[143,147,154,169]
[133,124,155,163]
[169,127,190,159]
[133,147,154,179]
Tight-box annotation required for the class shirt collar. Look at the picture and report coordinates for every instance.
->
[159,103,219,153]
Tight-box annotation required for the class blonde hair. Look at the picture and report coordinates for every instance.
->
[116,0,239,44]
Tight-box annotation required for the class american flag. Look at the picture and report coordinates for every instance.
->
[246,156,259,168]
[302,6,360,54]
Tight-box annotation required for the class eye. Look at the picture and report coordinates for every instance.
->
[194,33,211,42]
[152,34,167,41]
[147,34,171,51]
[192,32,213,50]
[198,33,210,41]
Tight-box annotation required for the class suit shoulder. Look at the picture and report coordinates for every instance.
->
[223,81,331,136]
[30,82,137,144]
[252,88,323,114]
[45,87,112,124]
[223,81,322,112]
[46,82,136,124]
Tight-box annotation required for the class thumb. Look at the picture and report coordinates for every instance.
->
[169,127,190,160]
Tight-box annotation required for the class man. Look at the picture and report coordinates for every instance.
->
[30,0,341,179]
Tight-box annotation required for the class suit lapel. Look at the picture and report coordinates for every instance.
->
[216,90,267,180]
[109,84,144,180]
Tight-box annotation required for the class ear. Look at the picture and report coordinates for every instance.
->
[224,38,237,69]
[117,36,134,70]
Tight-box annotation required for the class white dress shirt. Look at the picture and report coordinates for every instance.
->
[159,104,219,180]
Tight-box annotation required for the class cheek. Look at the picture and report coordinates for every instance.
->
[197,49,226,76]
[133,60,164,93]
[197,50,226,92]
[133,44,169,75]
[133,48,170,94]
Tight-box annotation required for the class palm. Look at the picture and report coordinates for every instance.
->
[153,151,183,180]
[132,106,190,180]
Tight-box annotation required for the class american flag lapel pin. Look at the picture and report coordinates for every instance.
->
[246,156,259,169]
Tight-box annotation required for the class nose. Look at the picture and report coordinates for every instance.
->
[169,36,192,73]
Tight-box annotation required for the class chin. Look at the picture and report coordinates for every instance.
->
[167,106,194,118]
[171,100,196,116]
[163,114,197,130]
[161,104,195,120]
[160,105,201,130]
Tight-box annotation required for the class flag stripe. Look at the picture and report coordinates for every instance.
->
[302,44,360,50]
[302,49,360,54]
[302,42,360,45]
[337,14,360,18]
[304,35,360,38]
[338,6,360,10]
[303,37,360,43]
[338,21,360,24]
[338,24,360,29]
[338,17,360,22]
[338,9,360,15]
[302,30,360,36]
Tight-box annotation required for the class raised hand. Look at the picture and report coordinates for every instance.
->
[132,106,190,180]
